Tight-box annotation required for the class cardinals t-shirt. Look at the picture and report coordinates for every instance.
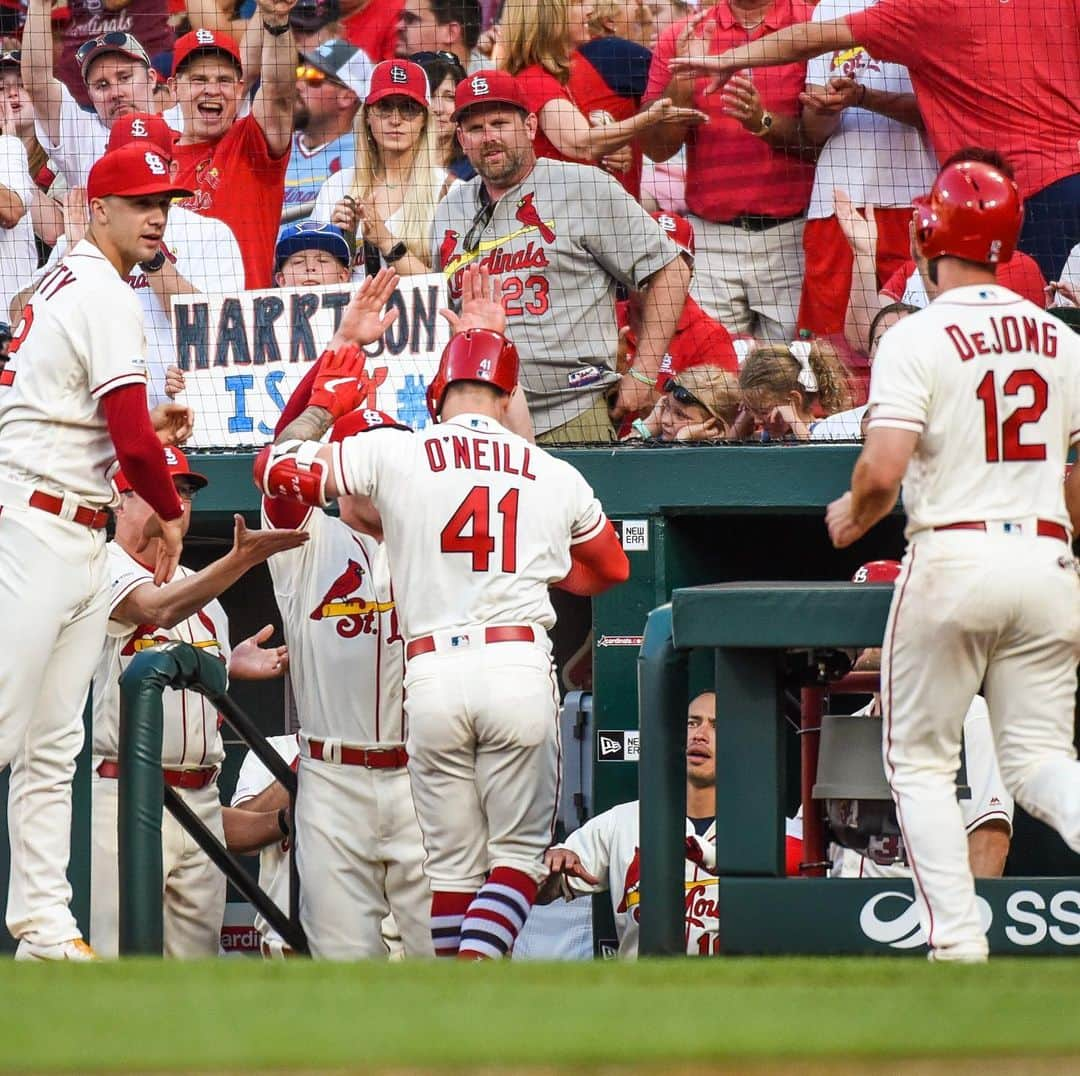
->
[173,115,290,289]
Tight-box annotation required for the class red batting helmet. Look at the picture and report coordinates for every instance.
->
[913,161,1023,266]
[650,211,695,262]
[426,329,519,420]
[330,407,406,442]
[851,560,901,585]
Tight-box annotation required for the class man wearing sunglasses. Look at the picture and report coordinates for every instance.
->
[397,0,484,74]
[20,12,161,187]
[284,39,370,222]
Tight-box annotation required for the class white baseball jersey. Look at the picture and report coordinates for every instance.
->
[92,542,229,768]
[231,734,300,948]
[832,696,1013,877]
[0,136,38,317]
[805,0,939,220]
[333,414,606,639]
[36,209,244,407]
[554,802,719,957]
[262,504,404,744]
[0,240,148,505]
[867,284,1080,537]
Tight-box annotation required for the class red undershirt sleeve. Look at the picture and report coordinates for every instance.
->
[102,383,183,521]
[555,522,630,596]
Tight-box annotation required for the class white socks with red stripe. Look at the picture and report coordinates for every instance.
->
[431,891,474,957]
[457,867,538,960]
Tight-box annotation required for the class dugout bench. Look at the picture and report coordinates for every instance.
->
[637,582,1080,957]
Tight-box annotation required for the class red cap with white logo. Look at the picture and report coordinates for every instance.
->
[172,28,243,77]
[451,69,528,122]
[650,211,695,262]
[106,111,179,155]
[365,60,429,109]
[114,445,209,494]
[850,560,901,584]
[87,143,193,201]
[330,407,408,442]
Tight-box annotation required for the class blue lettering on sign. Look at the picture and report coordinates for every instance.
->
[225,374,255,433]
[252,296,285,365]
[259,371,286,436]
[397,374,429,430]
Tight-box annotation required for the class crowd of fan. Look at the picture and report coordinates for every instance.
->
[0,0,1077,444]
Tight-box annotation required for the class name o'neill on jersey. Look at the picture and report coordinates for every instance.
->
[442,192,557,300]
[425,433,537,479]
[618,846,720,956]
[310,557,401,641]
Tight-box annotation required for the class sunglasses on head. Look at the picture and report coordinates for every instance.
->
[664,377,706,411]
[410,50,465,72]
[75,31,144,66]
[296,63,331,84]
[370,96,425,119]
[0,50,21,67]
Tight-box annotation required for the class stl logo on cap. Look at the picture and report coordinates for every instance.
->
[144,151,167,175]
[130,117,148,138]
[390,64,408,83]
[195,28,215,44]
[470,75,489,95]
[164,447,179,465]
[657,214,677,234]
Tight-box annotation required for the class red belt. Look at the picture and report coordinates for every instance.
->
[28,489,108,529]
[405,625,536,660]
[934,519,1069,543]
[96,759,218,789]
[305,740,408,769]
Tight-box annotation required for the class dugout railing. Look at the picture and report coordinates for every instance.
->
[637,583,1080,957]
[117,643,307,956]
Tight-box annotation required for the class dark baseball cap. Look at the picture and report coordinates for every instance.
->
[76,31,151,82]
[300,38,373,99]
[451,69,528,122]
[291,0,340,32]
[275,220,352,271]
[0,322,11,343]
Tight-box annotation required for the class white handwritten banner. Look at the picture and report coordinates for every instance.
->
[171,274,450,449]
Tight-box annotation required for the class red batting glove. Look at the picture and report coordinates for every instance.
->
[308,345,368,420]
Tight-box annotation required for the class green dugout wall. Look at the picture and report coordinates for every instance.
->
[1,444,1076,950]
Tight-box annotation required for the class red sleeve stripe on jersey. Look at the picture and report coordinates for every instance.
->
[1070,428,1080,445]
[570,510,607,546]
[90,370,149,400]
[963,808,1014,835]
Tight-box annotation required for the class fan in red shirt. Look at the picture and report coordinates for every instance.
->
[343,0,403,60]
[169,20,296,289]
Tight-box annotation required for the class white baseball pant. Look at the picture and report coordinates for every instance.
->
[90,774,225,958]
[882,529,1080,959]
[295,754,432,959]
[0,502,109,946]
[404,637,561,891]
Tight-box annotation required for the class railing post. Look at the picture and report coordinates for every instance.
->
[637,603,688,957]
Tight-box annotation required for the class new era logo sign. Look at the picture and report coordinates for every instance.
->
[390,64,408,83]
[470,75,489,95]
[597,731,640,762]
[599,735,623,758]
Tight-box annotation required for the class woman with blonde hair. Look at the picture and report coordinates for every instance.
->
[630,365,741,442]
[738,340,854,441]
[312,60,449,278]
[499,0,704,193]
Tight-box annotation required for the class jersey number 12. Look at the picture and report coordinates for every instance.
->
[975,369,1048,463]
[440,485,520,572]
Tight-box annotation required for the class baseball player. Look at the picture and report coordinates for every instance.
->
[260,271,433,959]
[433,69,690,443]
[826,160,1080,961]
[831,561,1013,879]
[255,297,630,959]
[89,446,306,958]
[0,142,194,961]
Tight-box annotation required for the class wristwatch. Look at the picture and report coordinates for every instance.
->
[754,110,774,137]
[139,250,167,273]
[263,18,290,35]
[383,241,408,264]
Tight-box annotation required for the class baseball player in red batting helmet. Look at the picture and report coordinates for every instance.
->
[426,328,520,420]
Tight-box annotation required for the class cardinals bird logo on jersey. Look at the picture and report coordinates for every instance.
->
[310,557,397,640]
[515,193,555,244]
[440,229,460,268]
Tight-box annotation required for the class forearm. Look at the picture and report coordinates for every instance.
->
[848,455,900,533]
[275,405,335,444]
[185,0,244,33]
[133,547,262,628]
[844,247,882,354]
[0,187,26,229]
[233,780,291,813]
[720,21,849,69]
[22,0,59,102]
[222,805,287,854]
[30,191,64,247]
[757,110,809,154]
[147,263,200,315]
[1064,460,1080,534]
[633,260,690,375]
[639,80,692,162]
[860,88,923,129]
[259,20,297,103]
[968,820,1010,878]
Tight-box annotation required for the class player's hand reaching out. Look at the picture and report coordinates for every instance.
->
[720,75,766,133]
[229,624,289,680]
[328,267,400,351]
[228,513,309,569]
[834,188,877,257]
[137,513,184,586]
[150,402,195,445]
[800,77,862,116]
[826,490,863,548]
[62,186,89,247]
[543,847,600,886]
[440,265,506,335]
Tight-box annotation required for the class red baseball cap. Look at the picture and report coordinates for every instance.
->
[851,560,901,584]
[106,111,178,154]
[172,29,243,77]
[651,211,695,262]
[114,445,209,495]
[365,60,429,109]
[330,407,407,442]
[87,143,193,201]
[452,69,528,122]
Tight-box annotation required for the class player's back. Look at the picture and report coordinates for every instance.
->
[869,284,1080,536]
[336,413,605,639]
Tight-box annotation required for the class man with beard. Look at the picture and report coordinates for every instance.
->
[432,70,690,444]
[284,39,371,222]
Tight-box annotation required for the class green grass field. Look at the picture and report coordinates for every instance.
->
[4,957,1080,1073]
